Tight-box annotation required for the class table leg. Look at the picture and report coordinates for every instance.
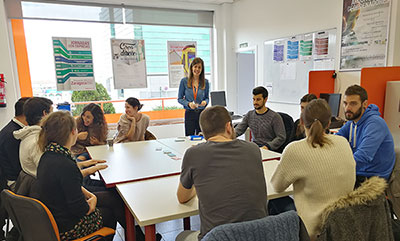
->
[145,225,156,241]
[183,217,191,230]
[125,205,136,241]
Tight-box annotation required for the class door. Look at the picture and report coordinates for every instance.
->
[237,50,256,115]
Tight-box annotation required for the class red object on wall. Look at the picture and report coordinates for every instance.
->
[360,66,400,117]
[0,74,6,107]
[309,70,335,96]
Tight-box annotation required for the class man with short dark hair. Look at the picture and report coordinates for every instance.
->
[13,97,53,178]
[235,86,286,151]
[176,106,268,241]
[337,85,395,186]
[0,97,30,240]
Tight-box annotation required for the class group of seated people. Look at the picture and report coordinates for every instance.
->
[0,96,152,241]
[176,85,396,240]
[0,84,396,241]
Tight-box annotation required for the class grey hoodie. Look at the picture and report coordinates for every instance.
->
[13,125,42,177]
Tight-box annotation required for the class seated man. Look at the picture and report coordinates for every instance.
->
[337,85,395,187]
[235,86,286,151]
[0,97,30,240]
[176,106,268,241]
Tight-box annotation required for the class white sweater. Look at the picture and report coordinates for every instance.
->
[13,125,43,178]
[271,135,356,239]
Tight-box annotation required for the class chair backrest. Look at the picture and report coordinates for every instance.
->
[1,190,60,241]
[277,112,294,153]
[202,211,306,241]
[145,130,157,140]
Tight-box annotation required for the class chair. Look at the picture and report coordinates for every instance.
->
[202,210,310,241]
[145,130,157,140]
[276,112,294,153]
[0,189,114,241]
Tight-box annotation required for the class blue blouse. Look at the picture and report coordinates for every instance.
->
[177,77,210,110]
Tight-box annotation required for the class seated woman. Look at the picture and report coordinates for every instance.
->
[36,111,121,240]
[114,97,150,143]
[292,93,317,141]
[72,103,108,161]
[271,99,356,240]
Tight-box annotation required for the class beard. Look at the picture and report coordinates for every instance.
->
[345,106,362,120]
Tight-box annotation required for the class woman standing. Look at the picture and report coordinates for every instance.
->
[178,57,210,136]
[114,97,150,143]
[271,99,356,240]
[72,103,108,161]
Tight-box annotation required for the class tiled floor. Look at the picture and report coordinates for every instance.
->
[113,215,201,241]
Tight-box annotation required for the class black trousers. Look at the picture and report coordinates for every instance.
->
[184,109,203,136]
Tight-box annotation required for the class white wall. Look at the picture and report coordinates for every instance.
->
[229,0,400,120]
[0,1,20,128]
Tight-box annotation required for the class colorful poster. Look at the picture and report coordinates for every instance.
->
[314,31,329,58]
[300,34,313,61]
[340,0,390,70]
[167,41,197,88]
[287,38,299,61]
[53,37,95,91]
[111,39,147,89]
[273,40,284,62]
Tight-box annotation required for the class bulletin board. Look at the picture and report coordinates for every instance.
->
[263,28,336,104]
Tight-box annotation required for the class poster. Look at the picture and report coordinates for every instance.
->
[287,37,299,61]
[167,41,197,88]
[273,40,284,62]
[111,39,147,89]
[340,0,391,70]
[53,37,95,91]
[314,31,329,58]
[300,34,313,61]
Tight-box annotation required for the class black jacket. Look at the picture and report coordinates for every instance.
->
[0,120,23,181]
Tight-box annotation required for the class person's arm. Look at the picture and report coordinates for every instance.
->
[266,114,286,150]
[177,149,196,203]
[77,131,88,141]
[353,120,389,164]
[60,161,89,217]
[336,122,350,139]
[125,117,137,141]
[81,187,97,215]
[80,164,108,177]
[271,146,298,192]
[199,81,210,107]
[235,113,249,137]
[177,79,190,108]
[177,183,196,204]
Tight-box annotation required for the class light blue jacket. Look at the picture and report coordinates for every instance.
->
[336,104,395,179]
[177,77,210,110]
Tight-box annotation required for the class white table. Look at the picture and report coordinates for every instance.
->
[86,140,183,188]
[117,160,292,241]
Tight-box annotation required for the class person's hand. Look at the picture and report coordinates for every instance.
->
[261,145,269,150]
[199,101,207,107]
[78,131,88,140]
[90,136,100,145]
[188,102,197,109]
[86,194,97,215]
[126,115,136,121]
[79,159,106,168]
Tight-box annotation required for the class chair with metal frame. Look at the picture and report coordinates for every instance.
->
[0,189,115,241]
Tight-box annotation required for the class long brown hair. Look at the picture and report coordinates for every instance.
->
[76,103,108,142]
[38,111,76,152]
[187,57,205,89]
[301,99,332,148]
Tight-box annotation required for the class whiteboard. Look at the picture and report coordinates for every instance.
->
[263,28,336,104]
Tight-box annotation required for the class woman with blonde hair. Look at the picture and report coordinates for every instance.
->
[271,99,356,240]
[36,111,121,240]
[177,57,210,136]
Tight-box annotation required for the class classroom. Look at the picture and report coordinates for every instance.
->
[0,0,400,240]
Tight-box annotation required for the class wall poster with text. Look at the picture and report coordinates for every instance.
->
[340,0,391,70]
[53,37,96,91]
[111,39,147,89]
[167,41,197,88]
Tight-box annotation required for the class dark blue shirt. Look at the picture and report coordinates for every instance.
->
[177,77,210,110]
